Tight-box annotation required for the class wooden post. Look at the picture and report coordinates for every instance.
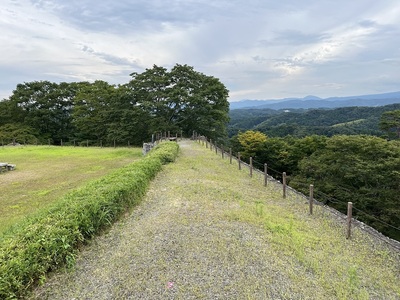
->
[206,139,208,149]
[86,140,89,147]
[215,142,218,154]
[238,152,241,170]
[229,148,232,164]
[309,184,314,215]
[250,157,253,177]
[282,172,287,198]
[264,163,268,187]
[221,146,224,159]
[210,139,213,151]
[346,202,353,239]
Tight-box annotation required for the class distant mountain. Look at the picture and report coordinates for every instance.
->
[229,92,400,110]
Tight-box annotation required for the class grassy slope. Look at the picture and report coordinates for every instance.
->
[0,146,142,233]
[31,141,399,300]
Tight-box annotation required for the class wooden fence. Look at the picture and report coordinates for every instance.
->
[195,135,400,251]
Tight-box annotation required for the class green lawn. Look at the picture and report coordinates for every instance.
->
[0,145,142,233]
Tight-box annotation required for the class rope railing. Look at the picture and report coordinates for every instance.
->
[194,135,400,250]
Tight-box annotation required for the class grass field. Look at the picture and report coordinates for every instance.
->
[0,145,142,234]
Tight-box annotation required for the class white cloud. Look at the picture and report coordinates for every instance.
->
[1,0,400,101]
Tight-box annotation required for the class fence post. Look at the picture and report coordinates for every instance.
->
[250,157,253,177]
[229,148,232,164]
[210,139,213,151]
[282,172,287,198]
[215,142,218,154]
[238,152,242,170]
[264,163,268,186]
[206,139,208,149]
[346,202,353,239]
[309,184,314,215]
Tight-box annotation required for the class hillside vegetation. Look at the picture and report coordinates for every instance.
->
[229,103,400,137]
[31,141,399,300]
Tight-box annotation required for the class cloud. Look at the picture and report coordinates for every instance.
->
[0,0,400,101]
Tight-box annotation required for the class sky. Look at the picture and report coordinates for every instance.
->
[1,0,400,102]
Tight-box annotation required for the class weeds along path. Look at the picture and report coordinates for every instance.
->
[32,140,400,300]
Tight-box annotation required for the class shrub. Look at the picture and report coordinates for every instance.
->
[0,142,179,299]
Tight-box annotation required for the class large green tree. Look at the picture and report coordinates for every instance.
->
[5,81,77,143]
[127,64,230,141]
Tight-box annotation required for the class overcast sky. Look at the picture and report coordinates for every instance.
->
[1,0,399,102]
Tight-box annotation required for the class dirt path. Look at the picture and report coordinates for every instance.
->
[30,140,400,299]
[31,141,295,299]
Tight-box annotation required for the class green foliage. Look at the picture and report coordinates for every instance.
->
[230,131,400,240]
[291,135,400,239]
[379,109,400,139]
[0,124,38,144]
[0,142,179,299]
[237,130,267,159]
[127,64,230,142]
[0,64,229,145]
[229,104,400,138]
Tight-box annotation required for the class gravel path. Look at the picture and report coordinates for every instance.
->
[30,140,400,299]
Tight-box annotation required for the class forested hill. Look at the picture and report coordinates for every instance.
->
[228,103,400,137]
[229,91,400,110]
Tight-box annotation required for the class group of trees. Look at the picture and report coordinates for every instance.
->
[231,131,400,241]
[0,64,229,146]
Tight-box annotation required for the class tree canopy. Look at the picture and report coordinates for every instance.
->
[0,64,230,145]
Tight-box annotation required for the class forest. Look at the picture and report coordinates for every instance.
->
[228,103,400,138]
[0,64,229,146]
[229,106,400,241]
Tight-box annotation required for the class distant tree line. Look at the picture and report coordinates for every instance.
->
[231,131,400,241]
[0,64,230,146]
[228,104,400,138]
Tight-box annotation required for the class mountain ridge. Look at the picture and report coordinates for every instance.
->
[230,91,400,110]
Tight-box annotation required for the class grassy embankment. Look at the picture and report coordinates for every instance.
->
[0,145,142,233]
[0,142,179,299]
[31,140,399,300]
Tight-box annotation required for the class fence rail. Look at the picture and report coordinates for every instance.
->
[195,135,400,251]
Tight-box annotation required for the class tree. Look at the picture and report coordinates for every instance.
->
[127,64,230,141]
[291,135,400,240]
[72,81,118,144]
[379,110,400,138]
[237,130,267,159]
[6,81,76,143]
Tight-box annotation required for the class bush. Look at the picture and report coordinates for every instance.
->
[0,142,179,299]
